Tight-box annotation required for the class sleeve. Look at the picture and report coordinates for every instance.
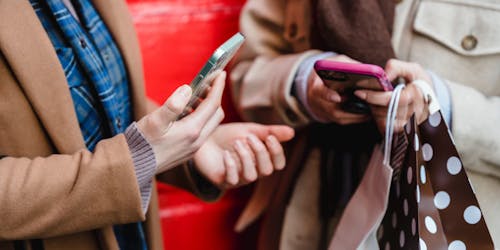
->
[230,0,323,127]
[446,80,500,176]
[124,122,157,214]
[294,51,337,122]
[0,135,144,240]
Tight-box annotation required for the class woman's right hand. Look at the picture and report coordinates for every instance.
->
[136,72,226,174]
[306,55,370,124]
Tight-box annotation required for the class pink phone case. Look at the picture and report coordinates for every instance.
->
[314,60,393,91]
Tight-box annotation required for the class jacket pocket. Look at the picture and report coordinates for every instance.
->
[413,0,500,56]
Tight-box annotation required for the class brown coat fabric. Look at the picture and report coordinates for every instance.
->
[0,1,188,249]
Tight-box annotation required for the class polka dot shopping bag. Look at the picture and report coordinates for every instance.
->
[376,82,494,249]
[328,83,494,249]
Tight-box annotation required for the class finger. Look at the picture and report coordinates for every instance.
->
[331,54,359,63]
[311,78,342,102]
[234,140,258,182]
[355,78,383,90]
[197,107,225,142]
[265,135,286,170]
[224,150,239,186]
[266,125,295,142]
[354,89,393,106]
[385,59,418,82]
[188,97,203,111]
[143,85,192,137]
[247,134,273,176]
[186,71,226,127]
[161,84,192,121]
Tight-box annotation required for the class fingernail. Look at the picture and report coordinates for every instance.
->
[354,90,367,100]
[224,150,232,160]
[234,140,243,149]
[266,135,277,144]
[178,85,192,97]
[329,93,341,103]
[219,71,227,81]
[247,134,259,145]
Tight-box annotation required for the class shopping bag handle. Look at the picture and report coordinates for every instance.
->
[413,79,441,114]
[383,84,405,165]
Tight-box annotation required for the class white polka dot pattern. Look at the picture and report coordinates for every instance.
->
[416,185,420,203]
[463,206,481,224]
[403,199,408,216]
[407,166,413,184]
[411,218,416,236]
[420,165,426,184]
[422,143,433,161]
[425,216,437,234]
[414,134,419,151]
[447,156,462,175]
[448,240,466,250]
[399,231,405,247]
[428,112,441,127]
[392,212,397,228]
[420,238,427,250]
[375,113,493,249]
[434,191,451,210]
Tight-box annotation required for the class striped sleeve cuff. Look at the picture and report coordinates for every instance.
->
[125,122,156,215]
[293,51,336,122]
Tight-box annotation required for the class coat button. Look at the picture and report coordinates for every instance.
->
[116,118,122,130]
[80,38,87,48]
[461,35,477,51]
[289,23,298,39]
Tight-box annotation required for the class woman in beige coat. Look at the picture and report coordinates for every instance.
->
[231,0,500,248]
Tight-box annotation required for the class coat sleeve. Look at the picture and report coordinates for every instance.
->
[0,134,144,240]
[230,0,322,127]
[447,80,500,176]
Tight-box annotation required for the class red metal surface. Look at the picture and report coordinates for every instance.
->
[127,1,255,249]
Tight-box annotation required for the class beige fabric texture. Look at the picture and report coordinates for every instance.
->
[231,0,500,248]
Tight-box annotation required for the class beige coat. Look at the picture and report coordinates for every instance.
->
[0,1,204,249]
[231,0,500,248]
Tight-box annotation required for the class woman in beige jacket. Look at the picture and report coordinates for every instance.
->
[231,0,500,248]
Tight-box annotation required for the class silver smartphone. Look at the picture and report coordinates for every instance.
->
[178,32,245,118]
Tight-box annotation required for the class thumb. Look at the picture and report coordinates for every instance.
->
[385,59,415,82]
[267,125,295,142]
[243,123,295,142]
[160,84,192,122]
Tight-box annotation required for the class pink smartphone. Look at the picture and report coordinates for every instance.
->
[314,60,394,114]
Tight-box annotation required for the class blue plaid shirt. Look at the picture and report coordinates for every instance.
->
[30,0,147,249]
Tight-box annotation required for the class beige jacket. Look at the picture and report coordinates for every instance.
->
[0,1,204,249]
[232,0,500,247]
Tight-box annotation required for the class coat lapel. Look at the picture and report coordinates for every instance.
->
[0,1,85,154]
[0,0,148,155]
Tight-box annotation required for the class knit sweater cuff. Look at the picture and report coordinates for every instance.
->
[125,122,156,215]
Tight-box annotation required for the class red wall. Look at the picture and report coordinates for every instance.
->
[127,1,256,249]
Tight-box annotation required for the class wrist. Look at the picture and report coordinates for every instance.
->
[186,160,222,201]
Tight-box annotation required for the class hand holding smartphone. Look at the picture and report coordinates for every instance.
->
[314,60,393,114]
